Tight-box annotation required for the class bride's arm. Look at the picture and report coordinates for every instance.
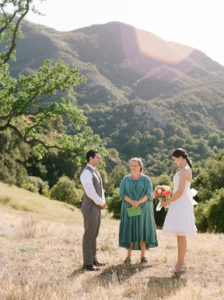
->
[163,169,189,207]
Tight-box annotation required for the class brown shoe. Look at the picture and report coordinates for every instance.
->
[83,264,99,271]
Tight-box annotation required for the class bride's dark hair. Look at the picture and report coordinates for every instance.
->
[171,148,193,169]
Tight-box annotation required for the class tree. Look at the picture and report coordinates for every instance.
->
[0,0,101,165]
[192,150,224,202]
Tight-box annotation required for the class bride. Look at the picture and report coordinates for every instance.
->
[162,148,197,273]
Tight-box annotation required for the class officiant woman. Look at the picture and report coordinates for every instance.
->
[119,157,158,263]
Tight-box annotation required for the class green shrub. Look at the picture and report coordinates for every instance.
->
[107,188,121,219]
[192,152,224,203]
[206,188,224,233]
[0,159,16,185]
[194,201,208,232]
[21,176,49,194]
[0,154,28,186]
[21,181,38,193]
[50,176,83,207]
[151,174,172,189]
[28,176,49,194]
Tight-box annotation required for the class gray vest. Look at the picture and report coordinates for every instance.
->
[82,166,102,205]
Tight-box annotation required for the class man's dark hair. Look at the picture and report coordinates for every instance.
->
[86,149,99,162]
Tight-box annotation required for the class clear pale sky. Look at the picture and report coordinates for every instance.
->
[26,0,224,66]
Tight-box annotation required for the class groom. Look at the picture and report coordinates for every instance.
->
[80,149,106,271]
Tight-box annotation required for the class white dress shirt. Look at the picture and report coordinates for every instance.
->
[80,164,105,206]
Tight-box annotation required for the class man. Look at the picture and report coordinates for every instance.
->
[80,149,106,271]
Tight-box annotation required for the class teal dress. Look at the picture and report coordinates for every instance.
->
[119,174,158,250]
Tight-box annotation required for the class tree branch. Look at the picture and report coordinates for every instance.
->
[0,0,31,65]
[6,123,65,151]
[24,116,45,138]
[25,137,64,151]
[0,7,18,35]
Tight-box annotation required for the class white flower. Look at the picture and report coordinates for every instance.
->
[157,188,162,194]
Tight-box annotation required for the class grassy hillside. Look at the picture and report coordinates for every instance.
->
[0,182,223,299]
[0,181,82,224]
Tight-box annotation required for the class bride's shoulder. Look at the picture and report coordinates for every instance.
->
[179,166,192,176]
[184,165,192,172]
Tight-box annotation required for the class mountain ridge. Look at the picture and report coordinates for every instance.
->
[8,20,224,172]
[11,20,224,105]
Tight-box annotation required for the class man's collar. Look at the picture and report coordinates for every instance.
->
[87,163,96,170]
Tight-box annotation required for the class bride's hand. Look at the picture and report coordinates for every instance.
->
[162,199,170,208]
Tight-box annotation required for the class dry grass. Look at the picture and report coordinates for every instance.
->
[0,181,81,224]
[0,181,224,300]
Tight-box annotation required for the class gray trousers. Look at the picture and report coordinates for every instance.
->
[81,201,101,265]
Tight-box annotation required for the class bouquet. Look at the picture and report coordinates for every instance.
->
[154,185,172,211]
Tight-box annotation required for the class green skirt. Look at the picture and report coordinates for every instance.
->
[119,200,158,250]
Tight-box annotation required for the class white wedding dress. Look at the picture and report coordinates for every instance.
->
[162,167,197,237]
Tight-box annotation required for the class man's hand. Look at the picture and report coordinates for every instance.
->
[99,204,106,210]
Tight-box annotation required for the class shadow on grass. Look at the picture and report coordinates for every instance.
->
[67,267,84,278]
[86,263,150,287]
[143,273,187,299]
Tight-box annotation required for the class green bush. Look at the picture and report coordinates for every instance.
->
[194,202,208,232]
[21,176,49,194]
[0,159,16,185]
[0,154,28,186]
[50,176,83,207]
[192,151,224,202]
[151,174,171,189]
[107,188,121,219]
[21,181,38,193]
[27,176,49,194]
[206,188,224,233]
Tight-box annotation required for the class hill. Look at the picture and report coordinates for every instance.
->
[11,21,224,104]
[8,20,224,174]
[0,181,223,299]
[0,181,81,224]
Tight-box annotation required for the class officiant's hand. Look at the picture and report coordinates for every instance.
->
[131,200,139,210]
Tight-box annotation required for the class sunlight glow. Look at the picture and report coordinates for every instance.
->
[25,0,224,66]
[135,28,194,64]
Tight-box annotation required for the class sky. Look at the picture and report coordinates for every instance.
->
[25,0,224,66]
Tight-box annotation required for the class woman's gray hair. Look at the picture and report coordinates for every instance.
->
[129,157,143,172]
